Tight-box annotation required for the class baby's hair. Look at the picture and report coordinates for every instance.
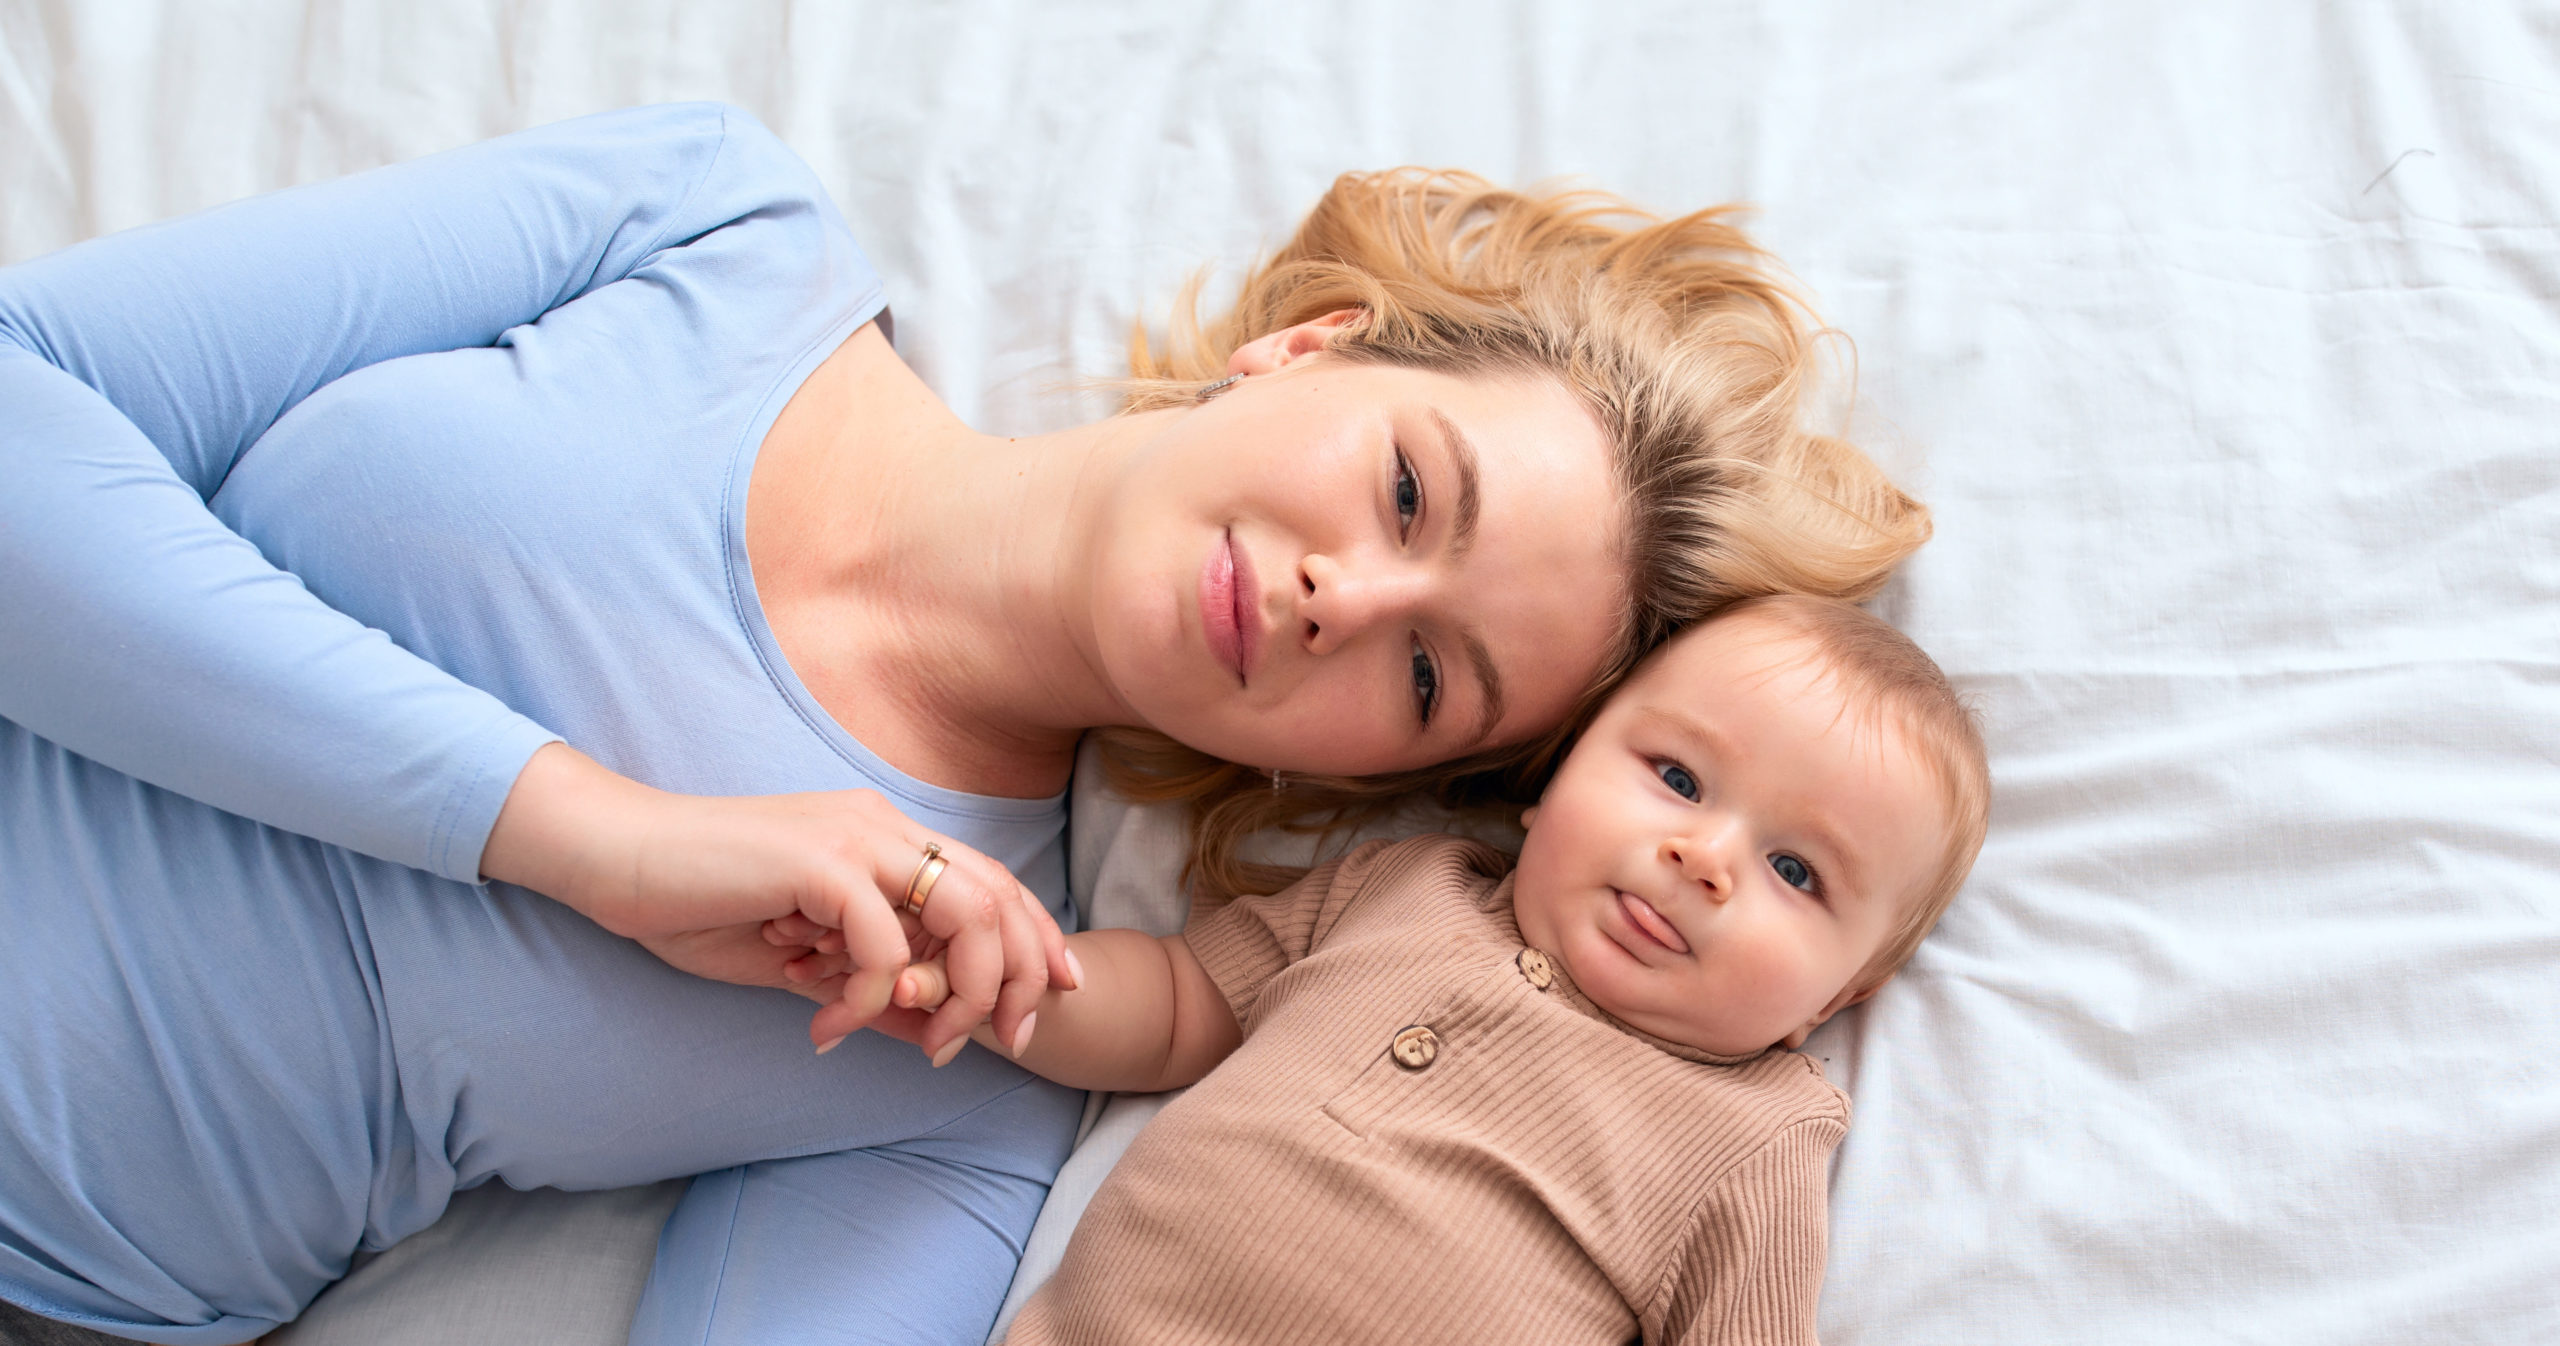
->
[1703,594,1988,984]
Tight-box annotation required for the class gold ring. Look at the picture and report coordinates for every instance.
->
[902,843,948,917]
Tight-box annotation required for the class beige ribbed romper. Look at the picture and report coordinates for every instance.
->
[1002,835,1850,1345]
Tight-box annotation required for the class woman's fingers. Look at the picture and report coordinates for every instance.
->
[795,828,996,1060]
[801,853,917,1050]
[1018,882,1077,989]
[985,882,1053,1055]
[856,1002,936,1051]
[916,855,1006,1063]
[901,843,1062,1060]
[603,785,1055,1064]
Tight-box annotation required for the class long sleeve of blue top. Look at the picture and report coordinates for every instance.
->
[0,104,1081,1343]
[0,109,736,880]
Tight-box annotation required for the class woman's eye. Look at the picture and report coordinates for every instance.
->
[1393,450,1421,538]
[1656,762,1700,800]
[1410,638,1440,728]
[1771,853,1817,893]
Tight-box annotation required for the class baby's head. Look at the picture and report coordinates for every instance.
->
[1512,595,1988,1058]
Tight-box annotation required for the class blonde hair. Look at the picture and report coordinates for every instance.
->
[1707,595,1990,984]
[1098,169,1933,899]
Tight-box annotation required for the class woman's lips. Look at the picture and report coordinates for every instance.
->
[1229,533,1261,680]
[1198,530,1256,684]
[1616,889,1691,954]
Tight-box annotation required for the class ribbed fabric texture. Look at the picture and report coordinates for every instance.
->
[1004,835,1850,1345]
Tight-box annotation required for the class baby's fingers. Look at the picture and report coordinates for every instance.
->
[763,913,829,947]
[895,960,952,1012]
[782,949,851,986]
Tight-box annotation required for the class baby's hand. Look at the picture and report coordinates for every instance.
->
[893,958,957,1015]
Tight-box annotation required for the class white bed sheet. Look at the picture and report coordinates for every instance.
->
[6,2,2556,1341]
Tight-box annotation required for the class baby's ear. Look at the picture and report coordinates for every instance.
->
[1520,804,1541,829]
[1779,977,1891,1050]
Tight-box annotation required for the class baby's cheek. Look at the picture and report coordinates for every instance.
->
[1726,932,1830,1027]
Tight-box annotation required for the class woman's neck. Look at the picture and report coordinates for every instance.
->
[746,323,1152,798]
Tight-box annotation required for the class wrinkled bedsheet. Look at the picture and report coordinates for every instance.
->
[4,3,2555,1341]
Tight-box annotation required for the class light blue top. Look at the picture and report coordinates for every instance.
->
[0,103,1075,1341]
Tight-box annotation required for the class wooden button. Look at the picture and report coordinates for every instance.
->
[1516,948,1555,990]
[1390,1024,1439,1070]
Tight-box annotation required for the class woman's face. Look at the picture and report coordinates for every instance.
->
[1085,342,1626,776]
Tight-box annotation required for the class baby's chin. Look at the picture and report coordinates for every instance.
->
[1559,940,1783,1058]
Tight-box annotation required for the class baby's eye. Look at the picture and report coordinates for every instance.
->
[1770,853,1817,893]
[1656,761,1700,801]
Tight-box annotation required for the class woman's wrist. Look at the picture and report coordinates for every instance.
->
[481,741,662,923]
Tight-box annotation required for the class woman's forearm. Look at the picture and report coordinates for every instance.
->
[960,928,1241,1093]
[0,105,756,884]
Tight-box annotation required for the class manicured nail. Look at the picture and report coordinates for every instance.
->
[815,1035,846,1056]
[930,1037,967,1068]
[1010,1012,1038,1059]
[1064,949,1085,989]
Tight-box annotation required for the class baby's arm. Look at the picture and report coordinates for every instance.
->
[896,929,1242,1093]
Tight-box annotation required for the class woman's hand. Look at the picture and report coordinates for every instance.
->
[481,743,1074,1061]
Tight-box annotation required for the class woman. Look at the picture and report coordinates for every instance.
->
[0,104,1924,1344]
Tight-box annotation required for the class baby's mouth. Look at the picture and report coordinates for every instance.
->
[1615,889,1691,955]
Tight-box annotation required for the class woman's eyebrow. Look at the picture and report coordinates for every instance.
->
[1428,407,1482,559]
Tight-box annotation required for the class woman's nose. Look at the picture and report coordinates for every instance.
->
[1295,553,1430,655]
[1661,816,1744,902]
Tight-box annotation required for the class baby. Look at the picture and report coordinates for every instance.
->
[902,593,1988,1344]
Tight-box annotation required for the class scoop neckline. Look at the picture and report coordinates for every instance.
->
[719,305,1064,826]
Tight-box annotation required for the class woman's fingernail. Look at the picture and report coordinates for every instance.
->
[1064,949,1085,989]
[931,1037,967,1069]
[815,1035,846,1056]
[1010,1012,1038,1059]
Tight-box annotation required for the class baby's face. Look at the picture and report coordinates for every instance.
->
[1512,612,1947,1057]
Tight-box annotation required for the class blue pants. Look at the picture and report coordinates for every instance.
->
[636,1075,1077,1346]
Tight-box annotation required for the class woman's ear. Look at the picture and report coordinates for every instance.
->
[1779,977,1888,1050]
[1227,308,1366,376]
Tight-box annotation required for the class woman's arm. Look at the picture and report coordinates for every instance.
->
[0,102,757,882]
[887,929,1243,1091]
[0,103,1072,1051]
